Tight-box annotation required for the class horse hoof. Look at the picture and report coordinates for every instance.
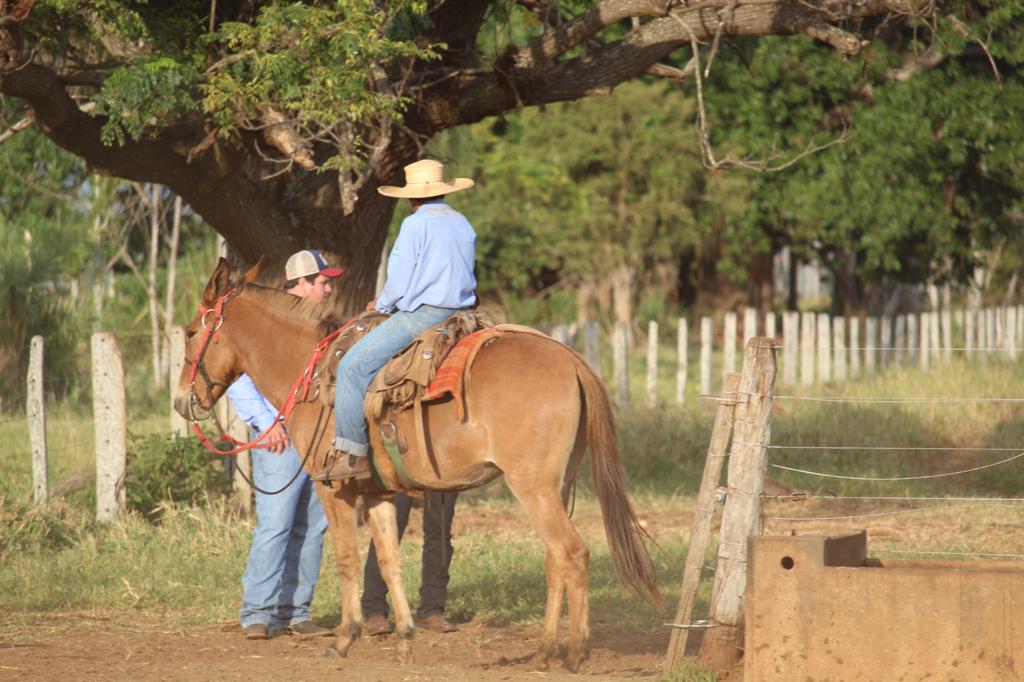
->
[322,645,345,659]
[565,648,588,673]
[395,638,413,664]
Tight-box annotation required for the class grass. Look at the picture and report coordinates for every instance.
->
[1,344,1022,679]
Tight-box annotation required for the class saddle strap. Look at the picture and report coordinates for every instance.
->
[414,394,442,479]
[379,423,415,489]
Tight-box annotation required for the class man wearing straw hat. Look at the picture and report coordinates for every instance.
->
[314,159,477,481]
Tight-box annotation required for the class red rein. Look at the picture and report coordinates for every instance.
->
[187,289,353,456]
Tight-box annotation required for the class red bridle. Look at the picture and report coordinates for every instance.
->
[185,287,352,456]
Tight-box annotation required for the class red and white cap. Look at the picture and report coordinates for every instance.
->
[284,249,344,281]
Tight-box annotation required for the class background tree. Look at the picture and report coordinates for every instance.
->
[0,0,928,312]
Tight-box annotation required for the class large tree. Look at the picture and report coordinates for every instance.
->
[1,0,928,311]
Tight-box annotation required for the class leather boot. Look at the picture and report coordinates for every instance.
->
[311,453,372,481]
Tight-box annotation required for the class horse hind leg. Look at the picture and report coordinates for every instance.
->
[505,477,591,672]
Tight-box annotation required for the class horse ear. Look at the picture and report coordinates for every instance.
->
[242,257,265,285]
[202,257,231,306]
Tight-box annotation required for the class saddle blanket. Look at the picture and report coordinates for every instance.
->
[423,327,508,420]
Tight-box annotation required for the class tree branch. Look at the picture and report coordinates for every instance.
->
[0,109,32,144]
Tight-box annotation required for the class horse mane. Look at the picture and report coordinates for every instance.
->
[240,282,332,325]
[239,281,362,339]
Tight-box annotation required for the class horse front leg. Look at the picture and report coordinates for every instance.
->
[315,483,364,658]
[364,495,416,663]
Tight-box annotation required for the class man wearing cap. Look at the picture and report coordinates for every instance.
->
[228,249,342,641]
[314,159,476,481]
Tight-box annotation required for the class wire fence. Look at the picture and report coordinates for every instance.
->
[755,373,1024,560]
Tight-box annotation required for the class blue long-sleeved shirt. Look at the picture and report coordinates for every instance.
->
[226,373,280,432]
[375,199,477,313]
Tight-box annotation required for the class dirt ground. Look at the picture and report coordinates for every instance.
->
[4,494,1019,681]
[0,613,667,681]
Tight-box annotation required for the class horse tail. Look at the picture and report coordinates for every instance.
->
[572,353,662,606]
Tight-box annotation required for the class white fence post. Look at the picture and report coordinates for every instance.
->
[817,313,831,383]
[880,315,892,368]
[800,312,815,386]
[833,316,847,382]
[700,317,713,397]
[782,311,798,387]
[92,332,127,522]
[584,321,601,373]
[646,320,659,408]
[723,312,738,379]
[986,308,996,361]
[743,307,757,347]
[764,312,776,341]
[676,318,688,406]
[965,309,975,361]
[929,310,941,364]
[894,315,906,365]
[907,313,919,366]
[865,317,878,376]
[1007,307,1018,361]
[941,310,953,363]
[849,316,861,379]
[28,336,48,505]
[169,325,188,436]
[613,321,630,408]
[919,313,930,371]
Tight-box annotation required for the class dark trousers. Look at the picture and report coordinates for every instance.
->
[361,491,457,619]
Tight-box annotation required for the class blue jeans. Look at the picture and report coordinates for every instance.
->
[333,305,458,455]
[239,441,328,628]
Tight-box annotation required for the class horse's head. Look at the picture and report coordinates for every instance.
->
[172,257,262,421]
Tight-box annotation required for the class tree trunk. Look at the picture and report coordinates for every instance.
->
[161,195,182,382]
[148,184,162,388]
[611,262,634,348]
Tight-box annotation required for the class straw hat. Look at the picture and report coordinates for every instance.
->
[377,159,474,199]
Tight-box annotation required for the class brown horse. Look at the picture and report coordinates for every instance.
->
[173,258,659,671]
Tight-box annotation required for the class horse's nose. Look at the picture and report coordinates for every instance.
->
[173,394,190,419]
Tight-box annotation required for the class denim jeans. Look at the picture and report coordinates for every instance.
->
[239,440,328,628]
[333,305,458,455]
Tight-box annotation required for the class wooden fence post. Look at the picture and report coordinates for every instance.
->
[865,317,878,376]
[646,320,659,408]
[700,317,713,397]
[699,337,776,671]
[833,316,847,382]
[664,373,742,673]
[782,311,798,387]
[27,336,48,505]
[92,332,126,522]
[169,325,188,436]
[723,312,738,378]
[676,318,688,406]
[800,312,815,386]
[613,321,630,408]
[849,317,861,379]
[817,313,831,383]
